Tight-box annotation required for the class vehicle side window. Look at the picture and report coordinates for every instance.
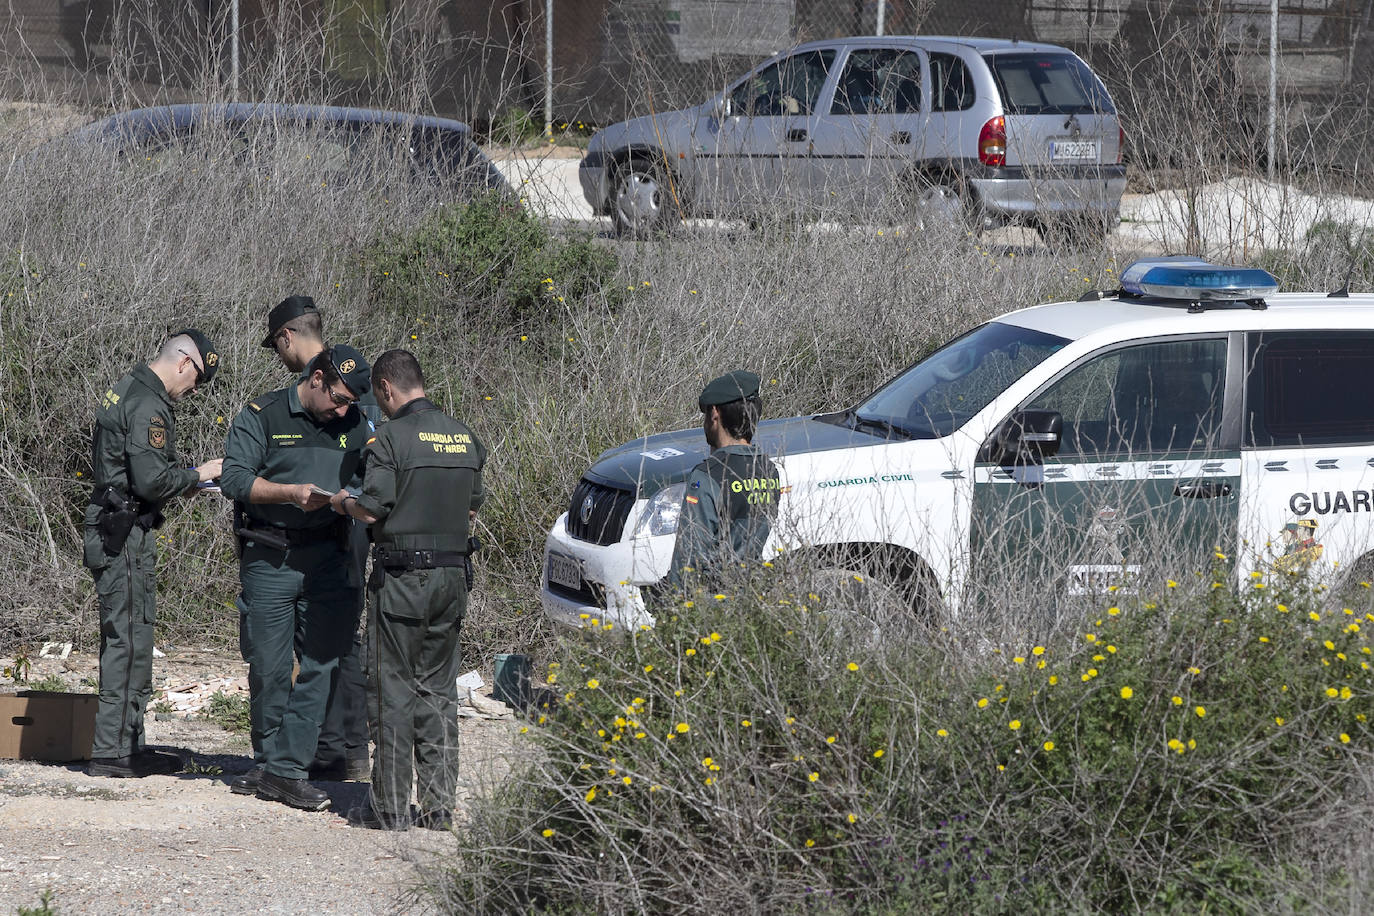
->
[831,49,922,115]
[730,50,836,117]
[1246,332,1374,447]
[930,52,975,112]
[1028,338,1227,457]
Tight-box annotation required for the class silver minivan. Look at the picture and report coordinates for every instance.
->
[580,36,1126,244]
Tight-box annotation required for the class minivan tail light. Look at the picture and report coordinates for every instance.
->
[978,116,1006,167]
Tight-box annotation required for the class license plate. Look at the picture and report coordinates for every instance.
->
[1050,140,1099,162]
[547,551,583,591]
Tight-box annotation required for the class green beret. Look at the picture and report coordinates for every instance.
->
[313,344,371,397]
[171,328,221,383]
[261,295,319,348]
[698,370,760,411]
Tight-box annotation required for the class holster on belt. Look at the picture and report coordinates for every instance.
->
[94,485,159,555]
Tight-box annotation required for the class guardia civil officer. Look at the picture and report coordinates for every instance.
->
[85,331,224,778]
[330,349,486,830]
[219,346,372,811]
[262,295,372,782]
[662,370,781,591]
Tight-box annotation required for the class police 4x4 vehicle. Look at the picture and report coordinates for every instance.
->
[544,258,1374,629]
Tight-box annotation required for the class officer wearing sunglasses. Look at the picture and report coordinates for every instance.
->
[220,344,373,812]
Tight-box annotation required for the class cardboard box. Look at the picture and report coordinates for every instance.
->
[0,691,97,761]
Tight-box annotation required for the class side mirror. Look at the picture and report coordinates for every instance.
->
[715,96,733,119]
[986,409,1062,465]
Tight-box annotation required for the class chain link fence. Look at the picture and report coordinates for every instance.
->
[1,0,1371,174]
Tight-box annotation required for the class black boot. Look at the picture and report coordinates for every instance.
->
[256,772,330,811]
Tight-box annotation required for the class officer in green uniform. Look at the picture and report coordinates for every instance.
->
[220,345,372,812]
[330,349,486,830]
[85,330,223,778]
[261,294,373,782]
[663,370,781,592]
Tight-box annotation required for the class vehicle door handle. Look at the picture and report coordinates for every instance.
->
[787,128,808,142]
[1174,480,1233,500]
[891,130,912,144]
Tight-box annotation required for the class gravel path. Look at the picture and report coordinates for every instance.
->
[0,650,527,915]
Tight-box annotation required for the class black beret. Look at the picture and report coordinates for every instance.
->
[170,328,221,384]
[261,295,319,348]
[313,344,371,397]
[698,370,760,411]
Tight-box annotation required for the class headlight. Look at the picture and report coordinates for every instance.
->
[634,483,686,537]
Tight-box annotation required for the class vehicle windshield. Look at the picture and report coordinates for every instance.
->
[984,52,1115,116]
[846,322,1069,439]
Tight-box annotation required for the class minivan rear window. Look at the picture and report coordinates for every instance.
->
[983,52,1114,116]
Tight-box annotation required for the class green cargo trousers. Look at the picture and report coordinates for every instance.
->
[366,565,465,818]
[237,539,360,780]
[89,525,157,760]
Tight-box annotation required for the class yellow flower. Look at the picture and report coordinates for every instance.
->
[1008,720,1022,731]
[1310,611,1322,622]
[585,787,597,802]
[847,662,859,672]
[1013,656,1026,665]
[826,735,837,744]
[847,813,858,824]
[977,697,989,708]
[1172,695,1183,706]
[1167,580,1178,588]
[1277,604,1288,612]
[1043,741,1055,751]
[805,838,815,847]
[1107,607,1120,616]
[585,678,599,689]
[1048,675,1059,685]
[1326,687,1339,698]
[873,748,885,758]
[1119,686,1134,699]
[1275,716,1285,726]
[741,719,751,727]
[808,771,819,782]
[1168,738,1185,754]
[1032,646,1046,656]
[1325,640,1337,651]
[676,722,690,734]
[1085,633,1097,643]
[542,828,555,837]
[643,664,654,673]
[1188,667,1201,675]
[1340,733,1352,744]
[1195,706,1207,718]
[936,729,948,737]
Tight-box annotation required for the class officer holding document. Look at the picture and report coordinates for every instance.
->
[219,346,372,812]
[84,329,223,778]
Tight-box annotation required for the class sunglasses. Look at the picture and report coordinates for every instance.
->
[178,348,207,385]
[325,383,358,407]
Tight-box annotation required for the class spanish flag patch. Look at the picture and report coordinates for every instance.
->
[366,437,377,445]
[684,495,698,504]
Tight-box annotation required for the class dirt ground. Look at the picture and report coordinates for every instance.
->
[0,648,528,915]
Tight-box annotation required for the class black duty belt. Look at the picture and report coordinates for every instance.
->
[239,521,343,551]
[374,547,466,570]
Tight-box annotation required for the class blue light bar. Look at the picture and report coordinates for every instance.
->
[1120,256,1280,301]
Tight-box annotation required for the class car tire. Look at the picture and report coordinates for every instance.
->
[611,156,676,239]
[900,173,980,235]
[1038,213,1113,250]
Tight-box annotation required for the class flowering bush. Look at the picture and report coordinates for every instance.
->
[437,566,1372,913]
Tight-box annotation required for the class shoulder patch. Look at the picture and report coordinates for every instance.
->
[684,494,699,504]
[149,414,166,427]
[366,436,377,446]
[148,425,166,449]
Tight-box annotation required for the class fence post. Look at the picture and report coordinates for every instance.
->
[545,0,554,141]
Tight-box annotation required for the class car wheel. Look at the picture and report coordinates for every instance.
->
[612,157,675,239]
[901,173,979,235]
[1038,213,1113,250]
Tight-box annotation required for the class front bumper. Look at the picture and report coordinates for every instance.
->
[578,151,611,216]
[540,511,672,631]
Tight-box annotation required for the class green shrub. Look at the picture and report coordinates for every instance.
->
[360,191,620,325]
[433,565,1371,913]
[199,691,251,734]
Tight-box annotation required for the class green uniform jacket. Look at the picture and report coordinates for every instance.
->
[220,384,370,531]
[355,397,486,551]
[665,443,781,589]
[83,364,198,564]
